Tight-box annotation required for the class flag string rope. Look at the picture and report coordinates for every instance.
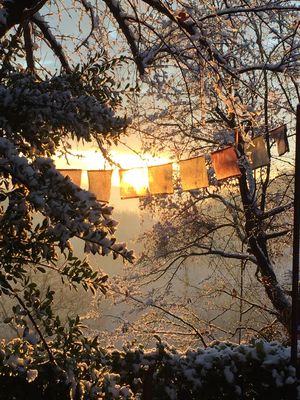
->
[58,125,288,201]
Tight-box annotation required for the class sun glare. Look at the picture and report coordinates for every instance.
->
[120,168,149,198]
[54,149,170,190]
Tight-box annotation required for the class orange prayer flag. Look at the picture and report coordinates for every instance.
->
[87,170,112,203]
[211,147,241,180]
[270,124,289,156]
[245,136,270,169]
[179,156,209,190]
[119,168,149,199]
[148,163,174,195]
[59,169,82,186]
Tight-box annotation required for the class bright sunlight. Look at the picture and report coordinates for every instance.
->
[119,167,149,198]
[54,149,170,190]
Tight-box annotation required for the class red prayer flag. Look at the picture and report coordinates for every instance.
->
[211,147,241,180]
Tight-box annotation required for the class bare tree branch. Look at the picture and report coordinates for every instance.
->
[199,5,300,22]
[261,201,293,220]
[23,20,35,72]
[101,0,145,75]
[32,13,72,73]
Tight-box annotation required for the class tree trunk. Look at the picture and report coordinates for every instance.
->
[239,171,292,335]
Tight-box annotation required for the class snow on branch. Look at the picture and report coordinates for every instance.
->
[139,0,232,70]
[199,4,300,22]
[107,0,300,80]
[102,0,145,75]
[75,0,97,50]
[32,12,71,73]
[0,73,126,153]
[198,248,256,263]
[238,62,297,74]
[0,137,134,262]
[141,0,196,35]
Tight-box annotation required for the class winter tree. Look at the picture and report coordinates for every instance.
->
[1,0,300,395]
[0,0,137,395]
[94,0,300,345]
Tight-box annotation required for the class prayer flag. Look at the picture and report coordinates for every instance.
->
[211,147,241,180]
[87,170,112,203]
[148,163,174,194]
[119,168,149,199]
[245,136,270,169]
[59,169,82,186]
[179,156,208,190]
[270,124,289,156]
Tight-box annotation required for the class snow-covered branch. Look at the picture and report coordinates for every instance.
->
[264,229,291,240]
[0,137,134,262]
[0,73,126,153]
[32,13,71,73]
[189,249,257,263]
[238,62,296,74]
[199,4,300,22]
[102,0,145,75]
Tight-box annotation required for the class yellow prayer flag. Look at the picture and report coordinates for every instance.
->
[245,136,270,169]
[211,147,241,180]
[119,168,149,199]
[148,163,174,195]
[87,170,112,203]
[179,156,209,190]
[59,169,82,186]
[270,124,289,156]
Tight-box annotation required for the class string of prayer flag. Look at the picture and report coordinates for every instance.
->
[244,135,269,169]
[87,170,112,202]
[119,167,149,199]
[270,124,289,156]
[60,169,82,186]
[57,123,288,201]
[211,147,241,180]
[179,156,209,190]
[148,163,174,194]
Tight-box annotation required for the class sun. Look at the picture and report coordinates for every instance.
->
[119,167,149,198]
[120,168,149,190]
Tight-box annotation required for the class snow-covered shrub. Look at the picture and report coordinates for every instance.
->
[0,338,298,399]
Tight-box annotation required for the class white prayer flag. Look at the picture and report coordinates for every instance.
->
[88,170,112,202]
[270,124,289,156]
[179,156,208,190]
[245,136,270,169]
[59,169,82,186]
[148,163,174,194]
